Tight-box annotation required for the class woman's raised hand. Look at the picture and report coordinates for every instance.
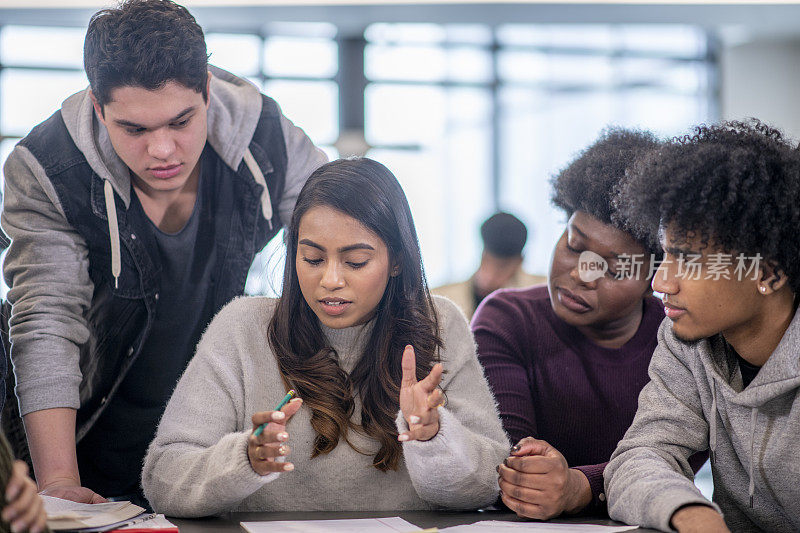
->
[398,345,444,442]
[248,398,303,475]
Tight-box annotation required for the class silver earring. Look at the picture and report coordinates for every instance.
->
[760,286,767,293]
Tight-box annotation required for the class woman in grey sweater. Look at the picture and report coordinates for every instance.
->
[141,158,509,517]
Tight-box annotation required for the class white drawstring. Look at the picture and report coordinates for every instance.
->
[243,148,272,230]
[710,380,717,465]
[749,408,757,508]
[103,180,121,289]
[104,150,268,289]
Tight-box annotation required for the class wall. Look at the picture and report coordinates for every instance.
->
[722,38,800,140]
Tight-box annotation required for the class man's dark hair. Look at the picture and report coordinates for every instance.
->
[481,212,528,258]
[615,119,800,293]
[551,127,661,254]
[84,0,209,108]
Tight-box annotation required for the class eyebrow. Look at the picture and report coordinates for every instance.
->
[665,245,702,257]
[113,106,196,130]
[298,239,375,253]
[570,222,621,259]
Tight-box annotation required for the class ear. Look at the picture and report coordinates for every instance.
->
[205,70,213,110]
[390,264,401,277]
[758,264,789,294]
[89,90,106,125]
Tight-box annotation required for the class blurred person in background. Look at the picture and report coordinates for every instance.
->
[434,212,544,319]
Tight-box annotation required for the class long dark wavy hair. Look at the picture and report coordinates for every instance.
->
[268,158,442,471]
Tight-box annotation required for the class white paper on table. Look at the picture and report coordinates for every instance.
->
[241,516,422,533]
[438,521,637,533]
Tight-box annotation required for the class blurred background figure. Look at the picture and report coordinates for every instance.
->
[433,212,545,319]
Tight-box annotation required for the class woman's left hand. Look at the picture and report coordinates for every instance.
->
[399,344,444,442]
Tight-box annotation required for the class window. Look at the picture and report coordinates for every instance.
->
[365,23,714,283]
[0,19,715,300]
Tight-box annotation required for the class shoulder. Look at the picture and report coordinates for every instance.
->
[205,296,279,340]
[653,317,707,372]
[430,295,476,367]
[432,294,469,328]
[472,285,550,329]
[194,297,281,375]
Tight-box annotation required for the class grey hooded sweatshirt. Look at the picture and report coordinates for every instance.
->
[2,66,327,419]
[605,311,800,532]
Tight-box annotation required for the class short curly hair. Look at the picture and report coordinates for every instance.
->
[84,0,209,108]
[614,119,800,293]
[551,127,661,254]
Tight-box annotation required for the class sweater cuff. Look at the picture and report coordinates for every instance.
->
[232,430,282,490]
[573,463,608,514]
[655,487,722,532]
[395,406,456,448]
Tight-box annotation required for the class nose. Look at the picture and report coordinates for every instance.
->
[651,259,678,295]
[147,128,176,161]
[569,263,598,290]
[321,260,345,291]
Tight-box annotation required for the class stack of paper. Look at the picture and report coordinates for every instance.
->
[43,496,145,532]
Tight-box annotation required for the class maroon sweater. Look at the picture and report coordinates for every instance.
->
[472,284,666,512]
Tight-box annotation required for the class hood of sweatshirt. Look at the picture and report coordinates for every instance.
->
[58,66,266,289]
[702,304,800,511]
[706,305,800,408]
[59,65,263,209]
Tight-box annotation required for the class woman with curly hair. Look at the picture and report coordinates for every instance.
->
[605,120,800,533]
[473,128,705,520]
[140,158,508,517]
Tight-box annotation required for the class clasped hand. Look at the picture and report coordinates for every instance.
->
[398,345,444,443]
[498,437,591,519]
[247,398,303,475]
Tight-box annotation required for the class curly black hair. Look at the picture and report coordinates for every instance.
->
[614,119,800,293]
[551,127,661,254]
[85,0,209,108]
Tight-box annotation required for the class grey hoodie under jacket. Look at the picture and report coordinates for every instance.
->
[1,66,327,418]
[605,311,800,532]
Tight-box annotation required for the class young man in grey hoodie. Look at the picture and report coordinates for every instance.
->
[0,0,326,506]
[605,120,800,533]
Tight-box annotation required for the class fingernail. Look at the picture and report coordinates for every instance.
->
[277,432,288,442]
[278,445,289,456]
[283,463,294,471]
[398,434,409,442]
[3,509,16,521]
[11,521,21,533]
[495,464,500,473]
[272,411,285,421]
[510,443,521,453]
[504,458,509,467]
[409,415,420,425]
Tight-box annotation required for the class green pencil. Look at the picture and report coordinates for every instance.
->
[253,389,297,437]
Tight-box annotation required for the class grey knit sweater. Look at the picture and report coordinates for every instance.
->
[142,295,508,517]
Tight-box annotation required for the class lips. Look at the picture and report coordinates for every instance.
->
[557,287,593,313]
[663,302,687,320]
[319,297,352,317]
[149,164,182,180]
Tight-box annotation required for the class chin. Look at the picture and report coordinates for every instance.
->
[551,301,593,327]
[671,324,709,343]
